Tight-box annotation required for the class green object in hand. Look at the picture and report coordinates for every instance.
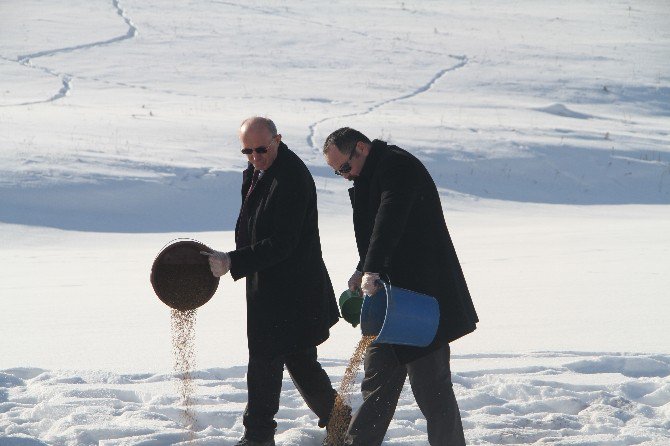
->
[339,289,364,327]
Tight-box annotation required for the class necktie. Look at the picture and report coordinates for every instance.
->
[236,169,261,248]
[245,169,261,202]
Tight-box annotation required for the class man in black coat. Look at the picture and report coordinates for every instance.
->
[205,117,341,446]
[323,127,479,446]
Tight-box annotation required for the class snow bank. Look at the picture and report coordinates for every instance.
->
[2,353,669,445]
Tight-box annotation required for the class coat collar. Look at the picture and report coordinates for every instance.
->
[356,139,388,181]
[243,141,289,179]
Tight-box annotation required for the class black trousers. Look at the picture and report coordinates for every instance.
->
[243,346,336,441]
[346,343,466,446]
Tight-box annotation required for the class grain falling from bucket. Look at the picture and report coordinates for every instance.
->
[325,335,376,445]
[170,308,198,442]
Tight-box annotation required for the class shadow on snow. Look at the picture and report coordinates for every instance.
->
[0,143,668,232]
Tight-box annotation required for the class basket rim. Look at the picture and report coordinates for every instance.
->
[150,238,219,310]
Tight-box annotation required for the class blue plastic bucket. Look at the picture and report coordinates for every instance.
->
[360,281,439,347]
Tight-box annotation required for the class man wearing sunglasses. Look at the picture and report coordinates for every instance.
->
[323,127,478,446]
[205,117,342,446]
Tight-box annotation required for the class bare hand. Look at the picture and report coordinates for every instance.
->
[348,270,363,292]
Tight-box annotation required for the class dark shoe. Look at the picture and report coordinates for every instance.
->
[234,437,275,446]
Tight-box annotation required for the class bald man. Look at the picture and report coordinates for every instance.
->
[205,117,342,446]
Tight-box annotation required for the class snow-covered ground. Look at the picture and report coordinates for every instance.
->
[1,1,669,444]
[2,351,670,446]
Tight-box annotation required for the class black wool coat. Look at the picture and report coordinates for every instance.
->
[351,140,479,363]
[229,143,339,357]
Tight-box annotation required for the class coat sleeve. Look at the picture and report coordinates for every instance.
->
[228,173,310,280]
[349,187,365,272]
[362,158,419,274]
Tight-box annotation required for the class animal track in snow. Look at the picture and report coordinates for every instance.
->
[3,0,137,107]
[307,55,468,151]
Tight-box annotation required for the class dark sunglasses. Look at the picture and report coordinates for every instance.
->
[334,148,356,175]
[242,137,277,155]
[241,146,268,155]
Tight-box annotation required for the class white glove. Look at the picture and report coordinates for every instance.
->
[201,250,230,277]
[348,270,363,292]
[361,272,381,296]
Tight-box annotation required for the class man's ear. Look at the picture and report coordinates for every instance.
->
[358,141,370,156]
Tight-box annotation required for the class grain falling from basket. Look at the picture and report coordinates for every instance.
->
[171,308,198,442]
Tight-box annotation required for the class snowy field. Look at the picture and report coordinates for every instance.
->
[1,1,669,445]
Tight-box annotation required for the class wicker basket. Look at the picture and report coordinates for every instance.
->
[150,239,220,311]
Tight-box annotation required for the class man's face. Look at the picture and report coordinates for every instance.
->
[324,143,365,181]
[239,125,280,171]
